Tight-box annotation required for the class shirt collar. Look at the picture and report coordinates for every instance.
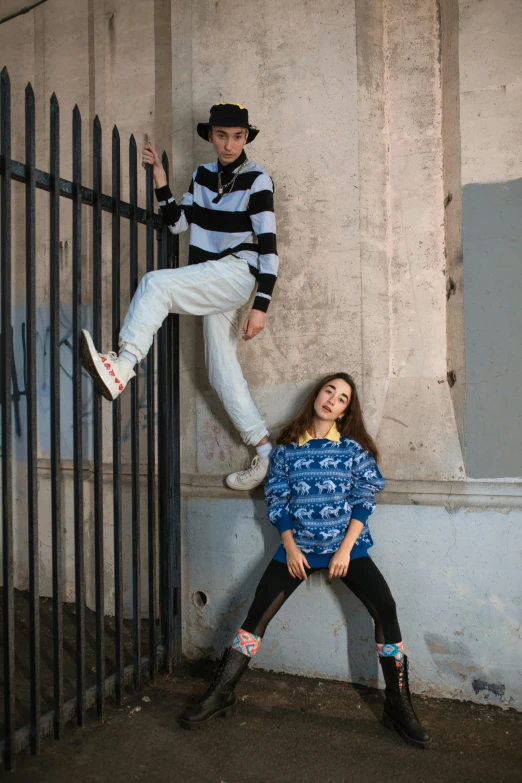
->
[298,423,341,447]
[218,149,247,176]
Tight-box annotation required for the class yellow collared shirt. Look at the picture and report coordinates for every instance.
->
[298,422,341,447]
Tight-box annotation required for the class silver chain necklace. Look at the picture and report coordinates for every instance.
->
[213,157,248,203]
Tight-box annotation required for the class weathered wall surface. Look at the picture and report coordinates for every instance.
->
[178,0,363,475]
[182,495,522,709]
[178,0,521,712]
[459,0,522,477]
[441,0,465,455]
[375,0,464,482]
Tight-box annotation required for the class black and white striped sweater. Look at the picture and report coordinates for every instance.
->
[155,151,278,313]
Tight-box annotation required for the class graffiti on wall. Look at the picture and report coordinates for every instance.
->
[0,304,152,460]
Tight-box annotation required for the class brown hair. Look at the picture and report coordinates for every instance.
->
[276,372,380,461]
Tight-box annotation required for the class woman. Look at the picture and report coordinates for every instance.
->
[180,373,430,748]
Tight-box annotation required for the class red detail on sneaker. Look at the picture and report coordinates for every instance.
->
[115,378,120,384]
[110,370,115,376]
[104,362,111,370]
[119,384,124,391]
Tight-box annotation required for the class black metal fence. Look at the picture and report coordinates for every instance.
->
[0,67,181,771]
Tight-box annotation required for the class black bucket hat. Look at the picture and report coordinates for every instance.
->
[197,102,259,144]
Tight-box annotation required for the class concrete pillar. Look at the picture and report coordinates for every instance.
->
[441,0,465,457]
[376,0,465,481]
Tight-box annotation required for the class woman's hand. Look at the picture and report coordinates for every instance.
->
[286,544,311,581]
[328,547,351,580]
[142,142,167,189]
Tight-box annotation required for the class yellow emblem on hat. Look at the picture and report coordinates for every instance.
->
[215,102,246,110]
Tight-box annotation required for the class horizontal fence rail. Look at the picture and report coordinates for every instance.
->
[0,67,181,771]
[2,159,165,228]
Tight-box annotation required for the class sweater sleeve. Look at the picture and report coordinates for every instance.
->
[155,177,194,235]
[248,172,278,313]
[348,445,385,525]
[264,444,294,534]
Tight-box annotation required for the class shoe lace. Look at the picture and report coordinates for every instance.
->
[200,653,232,701]
[236,455,261,482]
[101,350,118,362]
[397,662,419,721]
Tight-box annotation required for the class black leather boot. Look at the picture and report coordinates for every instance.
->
[379,655,431,748]
[179,648,250,729]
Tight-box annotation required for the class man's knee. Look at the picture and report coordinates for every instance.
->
[141,270,156,289]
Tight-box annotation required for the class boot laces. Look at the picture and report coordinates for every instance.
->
[398,664,419,721]
[200,653,232,701]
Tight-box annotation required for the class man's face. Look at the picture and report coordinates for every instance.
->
[209,126,248,165]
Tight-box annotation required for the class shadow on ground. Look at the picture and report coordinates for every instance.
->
[6,662,522,783]
[0,589,151,735]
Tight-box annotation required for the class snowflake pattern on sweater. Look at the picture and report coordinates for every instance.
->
[265,438,385,557]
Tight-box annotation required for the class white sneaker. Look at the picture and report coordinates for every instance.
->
[80,329,136,401]
[226,455,270,491]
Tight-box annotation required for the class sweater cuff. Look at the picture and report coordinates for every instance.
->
[252,295,270,313]
[155,185,173,203]
[255,272,277,298]
[350,504,373,526]
[274,512,294,535]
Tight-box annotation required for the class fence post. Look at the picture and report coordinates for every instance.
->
[72,103,86,727]
[25,81,41,756]
[92,115,105,718]
[49,91,64,741]
[145,163,158,679]
[128,135,141,692]
[112,125,124,706]
[1,64,15,773]
[155,152,181,671]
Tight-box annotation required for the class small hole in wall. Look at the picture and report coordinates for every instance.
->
[193,590,208,608]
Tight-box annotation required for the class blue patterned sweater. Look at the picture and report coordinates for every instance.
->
[265,437,385,567]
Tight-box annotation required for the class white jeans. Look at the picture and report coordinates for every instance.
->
[119,256,268,446]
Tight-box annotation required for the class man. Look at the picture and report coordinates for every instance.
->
[80,102,277,490]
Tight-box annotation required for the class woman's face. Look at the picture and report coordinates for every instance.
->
[313,378,352,423]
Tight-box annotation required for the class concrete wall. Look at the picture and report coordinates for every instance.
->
[459,0,522,477]
[179,0,522,712]
[183,494,522,709]
[175,0,364,476]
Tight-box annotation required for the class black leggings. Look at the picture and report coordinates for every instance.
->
[241,557,401,645]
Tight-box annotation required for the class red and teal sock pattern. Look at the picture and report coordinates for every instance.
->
[377,641,405,686]
[231,629,262,658]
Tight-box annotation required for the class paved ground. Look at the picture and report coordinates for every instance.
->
[0,589,146,735]
[7,663,522,783]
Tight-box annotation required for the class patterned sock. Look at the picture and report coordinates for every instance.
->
[377,641,405,686]
[231,629,262,658]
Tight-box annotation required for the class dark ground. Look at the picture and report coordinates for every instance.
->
[6,661,522,783]
[0,589,150,735]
